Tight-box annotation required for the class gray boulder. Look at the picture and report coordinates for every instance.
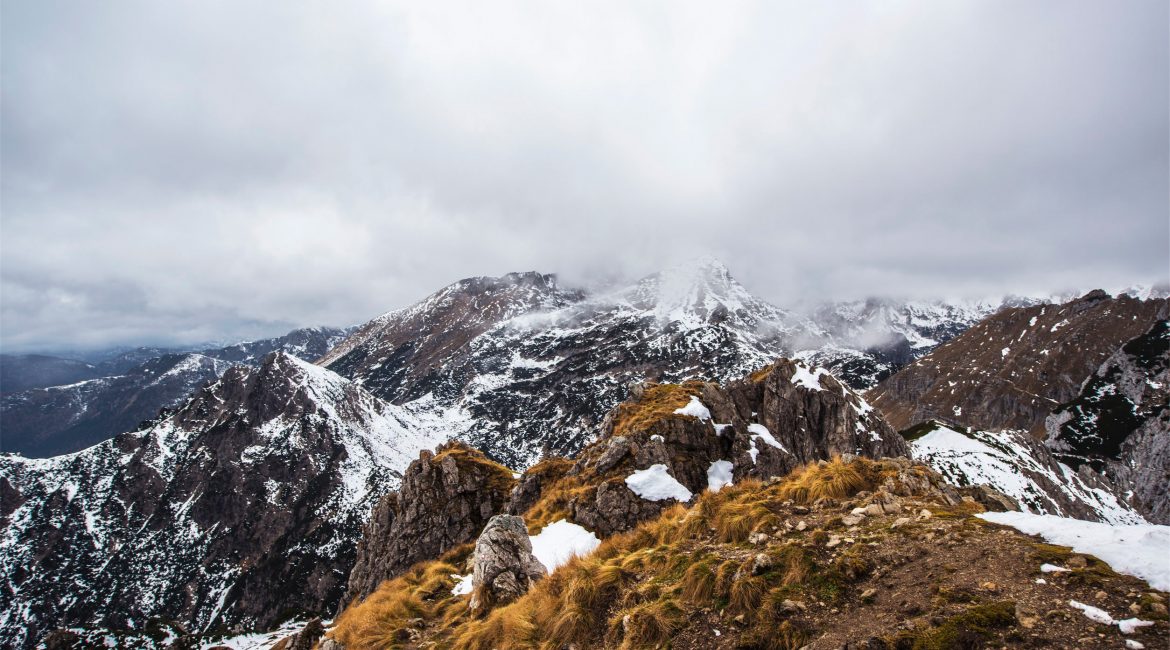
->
[469,515,547,613]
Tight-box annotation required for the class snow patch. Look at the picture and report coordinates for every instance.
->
[707,460,734,492]
[673,396,711,421]
[790,363,829,391]
[625,464,693,502]
[451,573,473,596]
[979,512,1170,590]
[529,520,601,572]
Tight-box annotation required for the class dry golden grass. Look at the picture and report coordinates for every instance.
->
[610,381,708,437]
[331,544,474,649]
[432,442,518,497]
[331,455,893,649]
[776,456,878,504]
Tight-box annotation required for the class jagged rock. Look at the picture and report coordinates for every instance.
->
[344,443,515,605]
[273,618,324,650]
[517,358,911,539]
[593,436,632,473]
[571,480,672,538]
[506,458,572,518]
[469,515,546,613]
[961,485,1020,512]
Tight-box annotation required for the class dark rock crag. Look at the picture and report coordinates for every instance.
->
[343,442,516,605]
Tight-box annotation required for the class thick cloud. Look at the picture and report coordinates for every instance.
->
[2,0,1166,351]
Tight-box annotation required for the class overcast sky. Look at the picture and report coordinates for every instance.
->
[2,1,1167,352]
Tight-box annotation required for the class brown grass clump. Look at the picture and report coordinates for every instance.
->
[609,598,685,649]
[611,381,709,437]
[331,544,474,649]
[432,442,519,497]
[777,456,878,504]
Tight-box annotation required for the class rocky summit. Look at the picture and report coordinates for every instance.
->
[320,259,991,468]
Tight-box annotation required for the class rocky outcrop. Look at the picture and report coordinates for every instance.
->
[343,442,516,605]
[468,515,546,613]
[1046,320,1170,523]
[869,292,1169,434]
[515,358,909,537]
[273,618,325,650]
[0,352,441,649]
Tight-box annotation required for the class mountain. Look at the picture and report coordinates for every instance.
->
[0,352,443,649]
[0,327,351,458]
[867,293,1168,525]
[1045,320,1170,523]
[342,357,909,607]
[0,354,103,393]
[324,371,1168,649]
[868,290,1170,434]
[320,259,995,469]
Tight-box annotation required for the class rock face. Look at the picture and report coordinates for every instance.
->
[514,358,908,537]
[869,291,1169,434]
[1046,320,1170,523]
[0,352,442,649]
[343,442,516,605]
[319,259,979,468]
[468,515,546,613]
[1,327,350,458]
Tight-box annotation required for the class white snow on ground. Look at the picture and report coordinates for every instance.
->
[790,363,829,391]
[747,423,788,456]
[451,573,473,595]
[201,618,327,650]
[625,464,693,502]
[911,424,1144,525]
[673,396,712,421]
[1068,601,1153,634]
[529,520,601,572]
[978,511,1170,590]
[707,460,734,492]
[1040,563,1070,573]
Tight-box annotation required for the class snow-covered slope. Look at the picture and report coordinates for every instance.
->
[909,422,1143,524]
[0,353,442,649]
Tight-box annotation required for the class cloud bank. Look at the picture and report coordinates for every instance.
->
[2,0,1167,351]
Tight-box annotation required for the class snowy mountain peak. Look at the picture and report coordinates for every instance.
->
[618,257,788,330]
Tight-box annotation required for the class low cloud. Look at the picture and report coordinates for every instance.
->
[2,0,1166,351]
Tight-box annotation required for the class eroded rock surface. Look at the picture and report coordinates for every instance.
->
[469,515,546,612]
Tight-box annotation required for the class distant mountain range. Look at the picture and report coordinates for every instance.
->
[0,327,350,457]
